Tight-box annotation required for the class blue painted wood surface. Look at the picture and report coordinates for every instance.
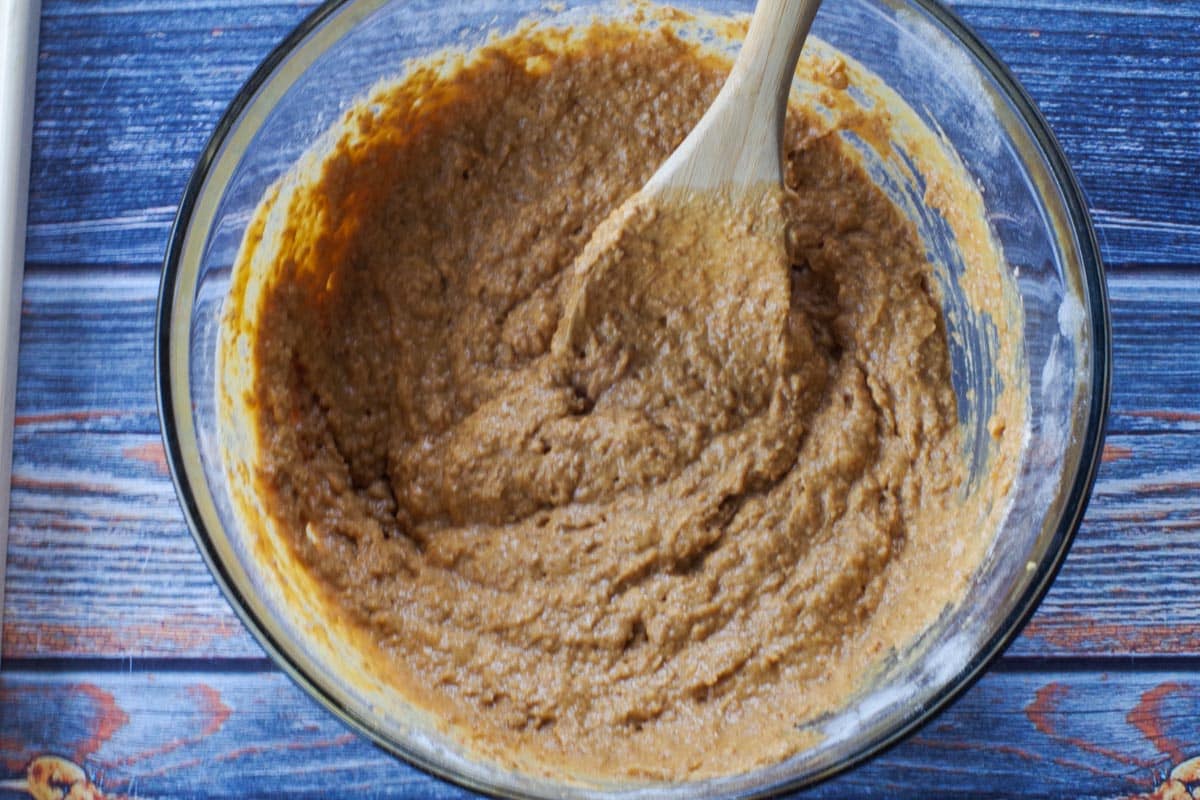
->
[4,666,1200,799]
[3,0,1199,798]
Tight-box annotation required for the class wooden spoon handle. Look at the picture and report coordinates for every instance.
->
[646,0,822,193]
[736,0,822,133]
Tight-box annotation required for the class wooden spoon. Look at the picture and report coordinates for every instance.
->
[645,0,822,195]
[551,0,823,413]
[396,1,826,526]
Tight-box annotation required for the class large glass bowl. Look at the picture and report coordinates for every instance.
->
[156,0,1110,796]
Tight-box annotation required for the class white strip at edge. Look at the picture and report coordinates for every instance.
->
[0,0,42,667]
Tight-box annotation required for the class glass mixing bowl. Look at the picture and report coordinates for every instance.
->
[156,0,1110,796]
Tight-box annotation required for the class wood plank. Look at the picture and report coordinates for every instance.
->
[20,0,1200,268]
[1008,428,1200,658]
[14,267,1199,437]
[0,667,469,799]
[950,0,1200,267]
[25,1,317,267]
[2,428,255,660]
[0,665,1196,798]
[1105,271,1200,435]
[14,269,159,435]
[4,423,1199,660]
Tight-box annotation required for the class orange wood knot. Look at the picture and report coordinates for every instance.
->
[1131,756,1200,800]
[24,755,106,800]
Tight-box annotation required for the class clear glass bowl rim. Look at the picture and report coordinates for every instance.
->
[154,0,1113,796]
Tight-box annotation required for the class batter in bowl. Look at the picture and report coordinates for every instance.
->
[221,13,1025,782]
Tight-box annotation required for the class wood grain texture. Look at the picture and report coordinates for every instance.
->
[13,269,159,435]
[1010,426,1200,658]
[6,424,1198,661]
[3,666,1200,799]
[1104,272,1200,435]
[13,267,1199,435]
[950,0,1200,267]
[25,1,318,267]
[19,0,1200,268]
[3,425,252,659]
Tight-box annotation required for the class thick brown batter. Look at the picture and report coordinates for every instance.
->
[224,17,1021,783]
